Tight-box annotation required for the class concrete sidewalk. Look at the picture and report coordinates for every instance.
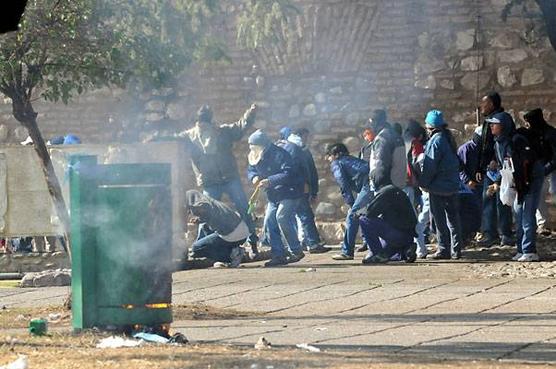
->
[1,252,555,364]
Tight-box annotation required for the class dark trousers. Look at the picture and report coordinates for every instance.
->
[359,216,413,258]
[429,193,463,257]
[192,224,245,263]
[481,177,513,239]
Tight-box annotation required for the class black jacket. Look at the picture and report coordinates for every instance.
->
[366,185,417,235]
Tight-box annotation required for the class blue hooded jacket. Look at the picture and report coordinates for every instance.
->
[330,155,370,206]
[419,129,460,195]
[247,144,304,203]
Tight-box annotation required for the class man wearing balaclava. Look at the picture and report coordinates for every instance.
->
[182,104,259,253]
[524,109,556,237]
[247,129,305,267]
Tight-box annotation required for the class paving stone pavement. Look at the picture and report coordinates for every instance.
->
[1,251,555,363]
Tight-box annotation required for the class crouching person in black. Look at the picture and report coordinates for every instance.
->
[359,185,417,264]
[186,190,247,268]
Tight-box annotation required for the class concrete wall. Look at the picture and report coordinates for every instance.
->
[0,0,554,221]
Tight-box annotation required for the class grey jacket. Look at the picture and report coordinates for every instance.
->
[185,190,242,235]
[183,108,256,187]
[369,124,407,189]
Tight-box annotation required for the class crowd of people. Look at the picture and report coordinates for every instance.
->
[183,92,556,268]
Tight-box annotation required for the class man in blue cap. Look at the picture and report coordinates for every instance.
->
[419,110,463,260]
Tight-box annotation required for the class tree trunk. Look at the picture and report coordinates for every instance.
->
[12,99,72,259]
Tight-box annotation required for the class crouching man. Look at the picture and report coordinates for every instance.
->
[186,190,247,268]
[359,185,417,264]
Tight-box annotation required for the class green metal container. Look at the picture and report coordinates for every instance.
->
[70,155,173,332]
[29,318,47,335]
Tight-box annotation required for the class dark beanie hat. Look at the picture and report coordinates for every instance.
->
[486,92,501,109]
[523,108,545,124]
[197,105,213,123]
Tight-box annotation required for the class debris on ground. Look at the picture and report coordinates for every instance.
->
[133,332,169,344]
[169,332,189,344]
[296,343,321,352]
[47,313,62,323]
[0,355,27,369]
[96,336,143,349]
[254,336,271,350]
[302,268,317,272]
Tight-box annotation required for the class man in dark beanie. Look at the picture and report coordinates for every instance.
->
[182,104,259,253]
[523,108,556,176]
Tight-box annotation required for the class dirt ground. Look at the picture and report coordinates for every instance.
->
[0,305,554,369]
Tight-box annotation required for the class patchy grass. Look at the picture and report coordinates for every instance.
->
[0,280,20,288]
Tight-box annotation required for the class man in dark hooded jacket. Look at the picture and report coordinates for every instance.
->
[487,113,543,262]
[186,190,247,267]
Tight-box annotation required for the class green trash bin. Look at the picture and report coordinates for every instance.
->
[70,155,173,333]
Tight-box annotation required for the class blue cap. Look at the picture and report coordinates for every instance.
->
[279,127,292,140]
[425,110,446,128]
[63,134,81,145]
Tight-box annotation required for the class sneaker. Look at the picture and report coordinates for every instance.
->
[308,245,331,254]
[537,226,552,236]
[213,261,230,268]
[417,253,428,260]
[451,251,462,260]
[362,254,389,264]
[264,257,288,267]
[517,253,540,262]
[287,251,305,263]
[478,237,499,247]
[427,252,451,260]
[356,244,368,252]
[511,253,523,261]
[332,253,354,260]
[229,247,245,268]
[404,244,417,263]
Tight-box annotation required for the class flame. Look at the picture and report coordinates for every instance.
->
[145,303,170,309]
[122,304,134,309]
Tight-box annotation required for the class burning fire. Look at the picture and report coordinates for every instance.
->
[121,303,171,309]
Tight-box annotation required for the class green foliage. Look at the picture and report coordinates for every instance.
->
[0,0,296,108]
[0,0,225,105]
[236,0,299,50]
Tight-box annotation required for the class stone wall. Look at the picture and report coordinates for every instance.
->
[0,0,554,222]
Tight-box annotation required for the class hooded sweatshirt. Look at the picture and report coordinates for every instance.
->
[185,190,248,241]
[523,108,556,176]
[488,112,515,170]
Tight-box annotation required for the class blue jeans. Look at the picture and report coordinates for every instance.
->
[429,193,463,257]
[481,177,513,240]
[296,194,322,248]
[514,167,544,254]
[415,191,430,256]
[265,198,302,259]
[192,224,245,263]
[341,184,373,257]
[359,216,413,258]
[203,178,258,245]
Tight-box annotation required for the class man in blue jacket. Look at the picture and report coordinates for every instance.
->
[326,143,371,260]
[247,130,305,267]
[419,110,463,260]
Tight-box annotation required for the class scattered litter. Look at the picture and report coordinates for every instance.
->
[258,320,267,324]
[96,336,143,349]
[0,355,28,369]
[254,336,272,350]
[47,313,62,323]
[296,343,321,352]
[314,327,327,331]
[133,332,169,344]
[14,315,26,322]
[169,332,189,344]
[303,268,316,273]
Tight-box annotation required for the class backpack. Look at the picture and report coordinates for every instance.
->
[391,143,408,188]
